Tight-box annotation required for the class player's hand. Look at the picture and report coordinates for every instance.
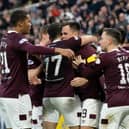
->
[28,68,41,85]
[71,77,88,87]
[72,55,85,67]
[29,76,42,85]
[81,35,98,46]
[55,48,75,59]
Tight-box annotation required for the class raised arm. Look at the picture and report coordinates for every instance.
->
[73,55,103,79]
[28,65,42,85]
[20,42,75,59]
[71,77,88,87]
[80,35,98,46]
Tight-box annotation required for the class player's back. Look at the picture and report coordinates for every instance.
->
[0,32,29,98]
[100,48,129,106]
[75,43,104,101]
[101,49,129,88]
[28,55,44,105]
[43,37,81,97]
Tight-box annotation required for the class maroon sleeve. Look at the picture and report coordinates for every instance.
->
[78,56,104,79]
[61,37,81,51]
[28,55,41,69]
[123,46,129,50]
[20,43,55,55]
[11,34,55,55]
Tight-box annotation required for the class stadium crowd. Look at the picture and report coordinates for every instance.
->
[0,0,129,42]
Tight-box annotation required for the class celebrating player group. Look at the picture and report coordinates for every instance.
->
[0,9,129,129]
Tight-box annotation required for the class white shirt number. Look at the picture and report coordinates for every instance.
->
[118,63,129,85]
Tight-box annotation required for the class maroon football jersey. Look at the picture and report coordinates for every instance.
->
[0,31,55,98]
[122,46,129,50]
[78,48,129,107]
[28,55,41,69]
[75,43,104,101]
[28,55,44,106]
[43,37,81,97]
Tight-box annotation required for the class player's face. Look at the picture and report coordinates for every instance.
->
[99,31,111,51]
[61,25,74,40]
[40,33,50,46]
[21,15,32,34]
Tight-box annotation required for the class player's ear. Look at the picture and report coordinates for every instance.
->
[17,21,23,27]
[108,37,113,45]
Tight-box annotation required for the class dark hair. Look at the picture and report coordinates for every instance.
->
[10,10,28,27]
[39,25,49,40]
[40,25,49,34]
[62,21,81,32]
[103,28,122,44]
[116,27,126,44]
[47,23,61,41]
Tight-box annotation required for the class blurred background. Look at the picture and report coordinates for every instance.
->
[0,0,129,44]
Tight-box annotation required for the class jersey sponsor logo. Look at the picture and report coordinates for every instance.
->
[19,38,28,44]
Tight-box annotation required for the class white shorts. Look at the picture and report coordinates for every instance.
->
[32,105,43,129]
[0,116,6,129]
[0,94,32,129]
[99,103,129,129]
[43,95,81,126]
[81,99,102,128]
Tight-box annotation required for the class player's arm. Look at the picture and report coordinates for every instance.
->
[27,55,43,85]
[28,65,42,85]
[53,35,97,52]
[71,77,88,87]
[73,55,103,79]
[17,39,75,59]
[80,35,98,46]
[25,44,75,59]
[55,47,75,59]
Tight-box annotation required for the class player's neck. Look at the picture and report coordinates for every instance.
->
[107,44,118,52]
[12,26,22,34]
[52,37,61,43]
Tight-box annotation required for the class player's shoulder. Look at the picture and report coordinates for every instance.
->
[8,31,21,38]
[8,31,28,44]
[99,51,114,61]
[86,52,107,65]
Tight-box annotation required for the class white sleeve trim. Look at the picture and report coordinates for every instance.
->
[19,38,28,44]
